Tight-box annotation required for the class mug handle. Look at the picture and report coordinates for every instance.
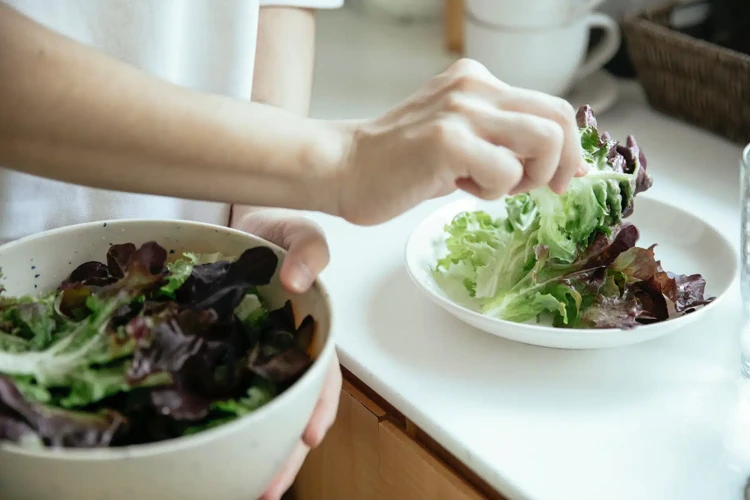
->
[574,12,621,81]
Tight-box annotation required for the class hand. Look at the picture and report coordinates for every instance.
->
[334,58,589,226]
[233,209,343,500]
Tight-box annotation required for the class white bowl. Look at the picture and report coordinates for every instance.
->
[405,195,737,349]
[0,219,334,500]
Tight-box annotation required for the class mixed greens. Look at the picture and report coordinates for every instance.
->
[0,242,315,449]
[434,105,712,329]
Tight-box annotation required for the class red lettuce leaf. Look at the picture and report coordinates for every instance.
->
[177,247,278,317]
[636,267,714,322]
[0,414,35,443]
[573,287,645,329]
[617,136,653,195]
[577,223,640,269]
[61,261,116,289]
[247,301,314,385]
[610,245,660,282]
[57,243,169,322]
[247,344,311,385]
[149,381,214,421]
[567,244,713,329]
[106,242,168,294]
[61,242,168,299]
[0,375,127,448]
[106,243,137,279]
[126,308,253,421]
[140,316,258,422]
[533,221,712,329]
[126,315,205,385]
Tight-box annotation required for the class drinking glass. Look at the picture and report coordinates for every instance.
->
[741,143,750,377]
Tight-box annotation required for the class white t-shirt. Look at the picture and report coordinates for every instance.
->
[0,0,342,244]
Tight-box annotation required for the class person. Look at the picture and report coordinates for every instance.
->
[0,1,589,498]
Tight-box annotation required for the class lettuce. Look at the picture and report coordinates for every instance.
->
[434,105,711,328]
[0,242,316,448]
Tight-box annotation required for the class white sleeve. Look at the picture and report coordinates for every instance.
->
[259,0,344,8]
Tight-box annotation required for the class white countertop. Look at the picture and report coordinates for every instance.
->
[308,7,749,500]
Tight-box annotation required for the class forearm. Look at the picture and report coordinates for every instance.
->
[0,4,346,214]
[232,6,317,227]
[253,7,316,116]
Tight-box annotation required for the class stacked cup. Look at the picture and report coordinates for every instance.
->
[464,0,621,97]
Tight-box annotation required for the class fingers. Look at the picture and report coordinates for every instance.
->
[302,356,342,447]
[497,87,588,193]
[260,441,310,500]
[437,120,523,199]
[430,58,589,196]
[436,98,559,197]
[429,58,503,97]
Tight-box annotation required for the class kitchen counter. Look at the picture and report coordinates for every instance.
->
[307,6,749,500]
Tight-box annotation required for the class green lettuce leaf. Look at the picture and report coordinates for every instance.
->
[234,292,267,328]
[211,380,277,417]
[0,293,61,350]
[0,293,130,385]
[59,360,172,408]
[180,380,277,436]
[159,255,196,298]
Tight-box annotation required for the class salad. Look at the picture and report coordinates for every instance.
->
[434,105,712,329]
[0,242,315,449]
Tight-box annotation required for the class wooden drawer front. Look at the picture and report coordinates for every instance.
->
[295,379,488,500]
[294,387,380,500]
[379,421,484,500]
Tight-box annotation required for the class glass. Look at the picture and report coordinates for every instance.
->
[741,143,750,377]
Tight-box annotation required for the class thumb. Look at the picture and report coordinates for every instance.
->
[237,210,330,294]
[276,220,330,294]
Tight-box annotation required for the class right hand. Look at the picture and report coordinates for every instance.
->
[333,58,589,226]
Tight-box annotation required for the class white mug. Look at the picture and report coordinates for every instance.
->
[464,12,621,97]
[466,0,606,29]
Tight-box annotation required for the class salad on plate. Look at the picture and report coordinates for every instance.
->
[433,105,713,330]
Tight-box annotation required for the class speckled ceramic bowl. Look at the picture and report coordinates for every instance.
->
[0,219,334,500]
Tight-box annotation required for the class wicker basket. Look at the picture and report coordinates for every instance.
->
[621,2,750,144]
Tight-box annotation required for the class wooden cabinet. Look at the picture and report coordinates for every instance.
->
[292,372,503,500]
[293,381,381,500]
[378,422,484,500]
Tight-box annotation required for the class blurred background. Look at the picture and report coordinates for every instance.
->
[312,0,750,144]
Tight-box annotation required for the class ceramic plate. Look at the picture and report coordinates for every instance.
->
[404,196,737,349]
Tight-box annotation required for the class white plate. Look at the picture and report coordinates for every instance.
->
[404,195,738,349]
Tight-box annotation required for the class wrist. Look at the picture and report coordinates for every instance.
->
[299,118,358,217]
[216,102,357,214]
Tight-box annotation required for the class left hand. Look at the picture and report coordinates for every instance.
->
[234,208,343,500]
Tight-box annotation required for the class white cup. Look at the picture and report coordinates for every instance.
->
[466,0,606,29]
[464,12,621,97]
